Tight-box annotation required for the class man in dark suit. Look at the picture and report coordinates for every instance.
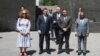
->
[52,7,61,44]
[75,12,89,55]
[57,10,72,54]
[37,8,52,54]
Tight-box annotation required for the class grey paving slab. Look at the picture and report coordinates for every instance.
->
[0,31,100,56]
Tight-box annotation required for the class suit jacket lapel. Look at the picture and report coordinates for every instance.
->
[42,15,46,23]
[46,16,49,23]
[43,15,49,23]
[64,16,69,23]
[56,12,58,20]
[56,12,61,20]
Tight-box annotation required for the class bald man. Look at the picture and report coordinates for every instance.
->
[48,8,53,17]
[52,7,61,44]
[75,12,89,55]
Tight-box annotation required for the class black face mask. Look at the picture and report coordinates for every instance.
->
[80,17,84,19]
[57,12,60,14]
[63,14,67,17]
[80,15,85,19]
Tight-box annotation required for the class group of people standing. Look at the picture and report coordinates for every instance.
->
[16,6,90,56]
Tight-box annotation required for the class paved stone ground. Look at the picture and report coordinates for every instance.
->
[0,31,100,56]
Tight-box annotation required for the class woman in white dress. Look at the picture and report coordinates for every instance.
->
[16,9,31,56]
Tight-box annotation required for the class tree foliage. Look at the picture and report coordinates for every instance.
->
[42,0,58,6]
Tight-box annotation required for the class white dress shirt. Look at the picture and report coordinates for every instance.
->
[43,15,47,22]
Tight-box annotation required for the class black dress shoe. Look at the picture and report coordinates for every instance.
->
[47,50,51,54]
[39,51,43,54]
[57,50,62,54]
[77,50,82,55]
[83,50,87,55]
[66,50,70,54]
[56,42,59,45]
[83,52,86,55]
[78,52,82,55]
[56,41,59,45]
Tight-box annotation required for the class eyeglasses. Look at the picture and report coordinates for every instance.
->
[63,12,67,13]
[22,13,27,14]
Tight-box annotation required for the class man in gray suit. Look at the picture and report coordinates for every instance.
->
[75,12,89,55]
[57,10,72,54]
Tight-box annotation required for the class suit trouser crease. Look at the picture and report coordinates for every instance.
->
[59,31,70,50]
[78,35,87,52]
[54,27,60,43]
[39,34,50,51]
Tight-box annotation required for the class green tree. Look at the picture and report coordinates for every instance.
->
[42,0,58,6]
